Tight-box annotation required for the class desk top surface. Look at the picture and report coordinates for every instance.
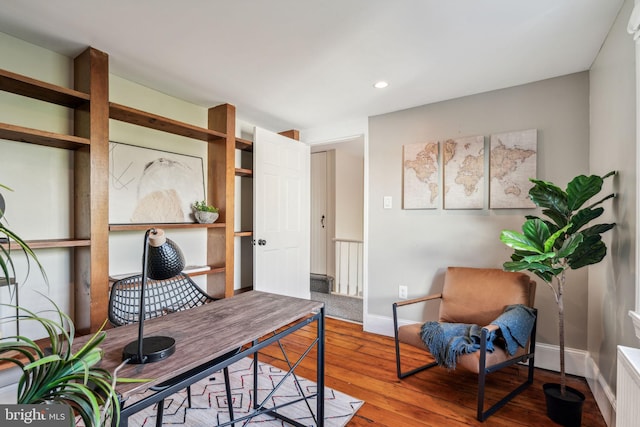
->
[76,291,324,399]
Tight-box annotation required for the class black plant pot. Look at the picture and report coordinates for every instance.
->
[543,383,586,427]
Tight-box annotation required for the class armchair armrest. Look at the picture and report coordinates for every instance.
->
[394,293,442,308]
[482,324,499,333]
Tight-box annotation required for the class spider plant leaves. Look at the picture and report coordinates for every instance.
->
[0,218,48,285]
[0,297,121,426]
[0,184,48,287]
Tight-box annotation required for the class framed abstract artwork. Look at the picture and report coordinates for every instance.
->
[109,141,205,223]
[489,129,537,209]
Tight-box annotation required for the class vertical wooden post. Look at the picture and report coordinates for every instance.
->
[207,104,235,298]
[73,47,109,333]
[279,129,300,141]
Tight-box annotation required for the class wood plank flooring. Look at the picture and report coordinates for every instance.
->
[257,316,607,427]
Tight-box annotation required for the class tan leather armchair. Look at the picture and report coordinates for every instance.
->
[392,266,537,421]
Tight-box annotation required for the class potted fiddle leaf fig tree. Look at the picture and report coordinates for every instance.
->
[500,172,615,427]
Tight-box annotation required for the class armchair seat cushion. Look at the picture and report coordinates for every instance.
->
[398,323,526,374]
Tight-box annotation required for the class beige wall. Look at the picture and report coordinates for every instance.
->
[368,72,592,349]
[0,32,75,338]
[589,0,636,394]
[335,145,364,241]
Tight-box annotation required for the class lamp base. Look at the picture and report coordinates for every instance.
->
[123,336,176,364]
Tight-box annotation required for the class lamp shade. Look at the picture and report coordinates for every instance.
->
[146,229,185,280]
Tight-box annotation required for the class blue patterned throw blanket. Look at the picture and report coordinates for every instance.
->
[420,304,536,369]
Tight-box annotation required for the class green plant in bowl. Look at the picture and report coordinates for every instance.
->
[192,200,219,213]
[192,200,219,224]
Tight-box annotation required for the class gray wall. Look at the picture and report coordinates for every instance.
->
[368,72,591,348]
[589,0,636,391]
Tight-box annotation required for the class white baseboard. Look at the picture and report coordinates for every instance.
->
[534,342,587,376]
[586,355,616,427]
[364,313,617,426]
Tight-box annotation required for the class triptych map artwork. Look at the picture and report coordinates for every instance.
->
[402,129,537,210]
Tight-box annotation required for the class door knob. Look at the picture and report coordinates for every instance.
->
[258,239,267,246]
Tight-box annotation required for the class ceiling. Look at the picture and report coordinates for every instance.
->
[0,0,625,132]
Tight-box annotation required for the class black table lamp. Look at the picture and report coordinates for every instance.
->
[122,228,185,364]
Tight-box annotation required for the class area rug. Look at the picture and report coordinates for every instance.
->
[128,357,364,426]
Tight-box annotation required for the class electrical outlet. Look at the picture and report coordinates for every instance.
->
[399,285,408,299]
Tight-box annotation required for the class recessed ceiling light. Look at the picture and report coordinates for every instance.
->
[373,81,389,89]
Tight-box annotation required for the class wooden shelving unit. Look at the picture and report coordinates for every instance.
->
[1,46,241,331]
[235,137,253,151]
[234,231,253,237]
[0,68,90,107]
[109,103,226,142]
[0,239,92,250]
[0,123,91,149]
[109,223,225,232]
[108,102,236,299]
[235,168,253,177]
[0,47,109,334]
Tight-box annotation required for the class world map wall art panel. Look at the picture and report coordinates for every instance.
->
[402,129,537,211]
[443,135,485,209]
[403,141,439,209]
[489,129,537,209]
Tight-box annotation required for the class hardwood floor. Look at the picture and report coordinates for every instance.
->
[258,316,607,427]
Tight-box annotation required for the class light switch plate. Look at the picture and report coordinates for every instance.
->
[383,196,392,209]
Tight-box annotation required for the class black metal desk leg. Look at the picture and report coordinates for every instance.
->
[253,339,259,410]
[317,306,325,426]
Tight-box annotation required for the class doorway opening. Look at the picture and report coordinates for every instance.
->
[310,136,364,323]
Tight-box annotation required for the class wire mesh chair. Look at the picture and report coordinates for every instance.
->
[109,273,236,427]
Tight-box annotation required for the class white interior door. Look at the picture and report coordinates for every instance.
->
[310,152,327,275]
[253,127,310,299]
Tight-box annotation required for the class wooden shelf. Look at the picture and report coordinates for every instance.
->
[109,222,225,232]
[0,68,90,108]
[235,168,253,177]
[109,102,226,142]
[234,231,253,237]
[1,239,91,250]
[0,122,91,149]
[109,265,225,282]
[235,137,253,151]
[189,265,225,277]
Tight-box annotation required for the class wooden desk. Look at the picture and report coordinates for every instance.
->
[75,291,325,426]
